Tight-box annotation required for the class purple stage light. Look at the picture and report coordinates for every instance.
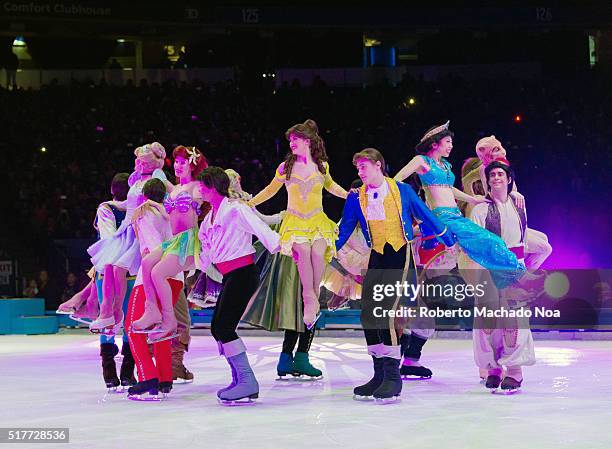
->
[96,125,104,132]
[191,115,199,121]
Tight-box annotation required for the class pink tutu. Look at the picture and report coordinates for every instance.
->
[88,223,141,276]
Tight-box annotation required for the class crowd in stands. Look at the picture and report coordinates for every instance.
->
[2,68,610,301]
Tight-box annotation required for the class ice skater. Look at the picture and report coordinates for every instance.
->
[469,160,542,392]
[197,167,281,404]
[88,143,167,333]
[227,169,323,380]
[132,146,207,343]
[249,119,348,328]
[337,148,454,402]
[462,135,552,271]
[394,121,526,290]
[57,172,137,389]
[125,178,185,400]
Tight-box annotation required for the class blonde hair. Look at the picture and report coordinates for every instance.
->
[134,142,166,173]
[225,169,252,201]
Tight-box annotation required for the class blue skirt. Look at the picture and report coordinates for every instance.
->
[433,207,525,289]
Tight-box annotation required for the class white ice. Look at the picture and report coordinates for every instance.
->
[1,332,611,449]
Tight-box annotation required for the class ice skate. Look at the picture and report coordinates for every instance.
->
[172,368,194,384]
[217,345,238,395]
[119,344,137,390]
[303,294,321,330]
[146,317,179,344]
[373,358,402,403]
[69,294,100,326]
[100,343,120,392]
[172,346,195,384]
[276,352,297,380]
[187,295,210,309]
[130,301,162,333]
[400,363,433,380]
[159,381,173,398]
[127,378,161,401]
[327,293,350,312]
[485,375,502,391]
[292,352,323,380]
[500,376,522,394]
[218,340,259,405]
[89,316,117,335]
[90,309,123,335]
[353,356,384,401]
[305,312,322,331]
[399,333,432,379]
[56,293,87,315]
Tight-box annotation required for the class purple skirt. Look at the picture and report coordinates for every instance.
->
[88,224,141,276]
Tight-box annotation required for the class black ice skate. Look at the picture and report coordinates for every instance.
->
[400,364,433,380]
[100,343,120,392]
[373,358,402,403]
[127,378,161,402]
[485,375,502,391]
[500,376,522,394]
[353,356,384,401]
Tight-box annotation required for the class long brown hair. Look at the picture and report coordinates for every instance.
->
[283,119,328,180]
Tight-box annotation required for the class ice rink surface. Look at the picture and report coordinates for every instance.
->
[2,332,611,449]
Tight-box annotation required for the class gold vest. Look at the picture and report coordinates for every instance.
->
[369,192,406,254]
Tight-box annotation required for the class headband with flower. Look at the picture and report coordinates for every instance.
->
[186,147,200,166]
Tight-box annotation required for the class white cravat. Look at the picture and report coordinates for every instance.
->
[365,180,389,221]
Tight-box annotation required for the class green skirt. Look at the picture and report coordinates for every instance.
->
[160,227,201,267]
[242,226,304,332]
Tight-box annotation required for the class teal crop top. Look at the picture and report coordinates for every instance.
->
[418,156,455,187]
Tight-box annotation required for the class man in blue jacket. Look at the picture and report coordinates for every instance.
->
[337,148,454,402]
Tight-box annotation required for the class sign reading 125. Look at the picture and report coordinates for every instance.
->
[242,8,260,24]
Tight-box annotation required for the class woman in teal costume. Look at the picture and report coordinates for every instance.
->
[393,121,525,289]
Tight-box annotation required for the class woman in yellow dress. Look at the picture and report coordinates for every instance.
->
[249,119,347,328]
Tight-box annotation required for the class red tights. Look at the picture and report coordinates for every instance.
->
[125,280,183,382]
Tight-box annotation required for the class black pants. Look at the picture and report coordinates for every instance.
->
[211,264,259,344]
[361,243,413,347]
[282,328,315,354]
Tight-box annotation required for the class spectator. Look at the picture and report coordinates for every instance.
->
[23,279,39,298]
[60,272,78,303]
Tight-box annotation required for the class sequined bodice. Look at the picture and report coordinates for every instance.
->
[285,172,325,219]
[164,190,201,215]
[418,156,455,187]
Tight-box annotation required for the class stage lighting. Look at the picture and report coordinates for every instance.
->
[408,97,415,105]
[544,272,570,299]
[40,146,47,153]
[514,114,522,123]
[117,39,126,43]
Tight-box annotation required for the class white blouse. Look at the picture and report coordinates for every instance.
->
[198,198,280,271]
